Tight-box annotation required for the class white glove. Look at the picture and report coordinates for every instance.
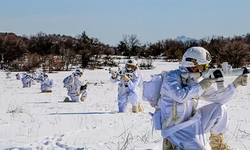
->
[233,74,248,88]
[199,78,216,91]
[121,74,130,82]
[111,72,117,79]
[84,80,88,85]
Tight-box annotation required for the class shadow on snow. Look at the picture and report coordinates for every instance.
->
[48,111,118,115]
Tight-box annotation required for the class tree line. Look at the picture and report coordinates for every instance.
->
[0,31,250,72]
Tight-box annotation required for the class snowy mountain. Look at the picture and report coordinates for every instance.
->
[175,35,198,42]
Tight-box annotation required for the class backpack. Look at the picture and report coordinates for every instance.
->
[63,75,74,89]
[143,70,196,130]
[142,71,168,130]
[142,71,168,107]
[50,79,56,87]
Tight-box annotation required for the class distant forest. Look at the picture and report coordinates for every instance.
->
[0,31,250,71]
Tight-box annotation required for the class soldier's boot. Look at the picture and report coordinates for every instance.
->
[41,90,52,93]
[210,133,231,150]
[63,97,70,102]
[162,138,178,150]
[80,98,85,102]
[132,105,138,113]
[138,102,144,112]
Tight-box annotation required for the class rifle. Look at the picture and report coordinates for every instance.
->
[109,67,133,79]
[180,66,249,92]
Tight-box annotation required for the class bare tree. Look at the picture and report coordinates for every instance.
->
[221,41,250,67]
[120,34,140,57]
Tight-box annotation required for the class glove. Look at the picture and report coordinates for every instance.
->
[121,74,130,82]
[233,74,248,88]
[111,72,117,79]
[84,80,88,85]
[199,78,216,91]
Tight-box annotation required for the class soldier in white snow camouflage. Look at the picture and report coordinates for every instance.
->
[40,74,56,93]
[21,73,33,88]
[110,59,143,113]
[152,47,248,150]
[63,68,88,102]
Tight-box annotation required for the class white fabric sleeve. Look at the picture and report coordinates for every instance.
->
[201,83,236,104]
[74,76,84,86]
[160,70,204,103]
[127,76,140,91]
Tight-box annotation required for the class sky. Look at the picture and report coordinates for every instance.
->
[0,0,250,46]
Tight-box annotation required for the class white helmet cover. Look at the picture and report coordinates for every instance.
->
[182,47,211,67]
[75,68,83,74]
[125,59,138,72]
[126,59,137,66]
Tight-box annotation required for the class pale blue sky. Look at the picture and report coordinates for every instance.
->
[0,0,249,46]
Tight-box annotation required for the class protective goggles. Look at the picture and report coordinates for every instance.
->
[126,64,138,70]
[76,71,83,76]
[189,63,209,72]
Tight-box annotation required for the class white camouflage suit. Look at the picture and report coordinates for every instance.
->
[67,72,87,102]
[6,72,11,78]
[21,75,32,88]
[110,69,141,112]
[156,66,236,150]
[16,73,20,80]
[40,77,56,91]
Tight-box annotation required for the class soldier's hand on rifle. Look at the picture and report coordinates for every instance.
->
[84,80,88,85]
[199,78,216,91]
[111,72,117,79]
[121,74,130,82]
[233,74,248,88]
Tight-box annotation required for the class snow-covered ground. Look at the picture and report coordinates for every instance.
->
[0,60,250,150]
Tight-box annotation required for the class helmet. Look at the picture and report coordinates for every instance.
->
[126,59,137,66]
[75,68,83,76]
[125,59,138,71]
[182,47,211,67]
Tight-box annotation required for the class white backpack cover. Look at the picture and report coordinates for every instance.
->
[142,71,167,107]
[50,79,57,87]
[142,71,170,130]
[63,75,74,89]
